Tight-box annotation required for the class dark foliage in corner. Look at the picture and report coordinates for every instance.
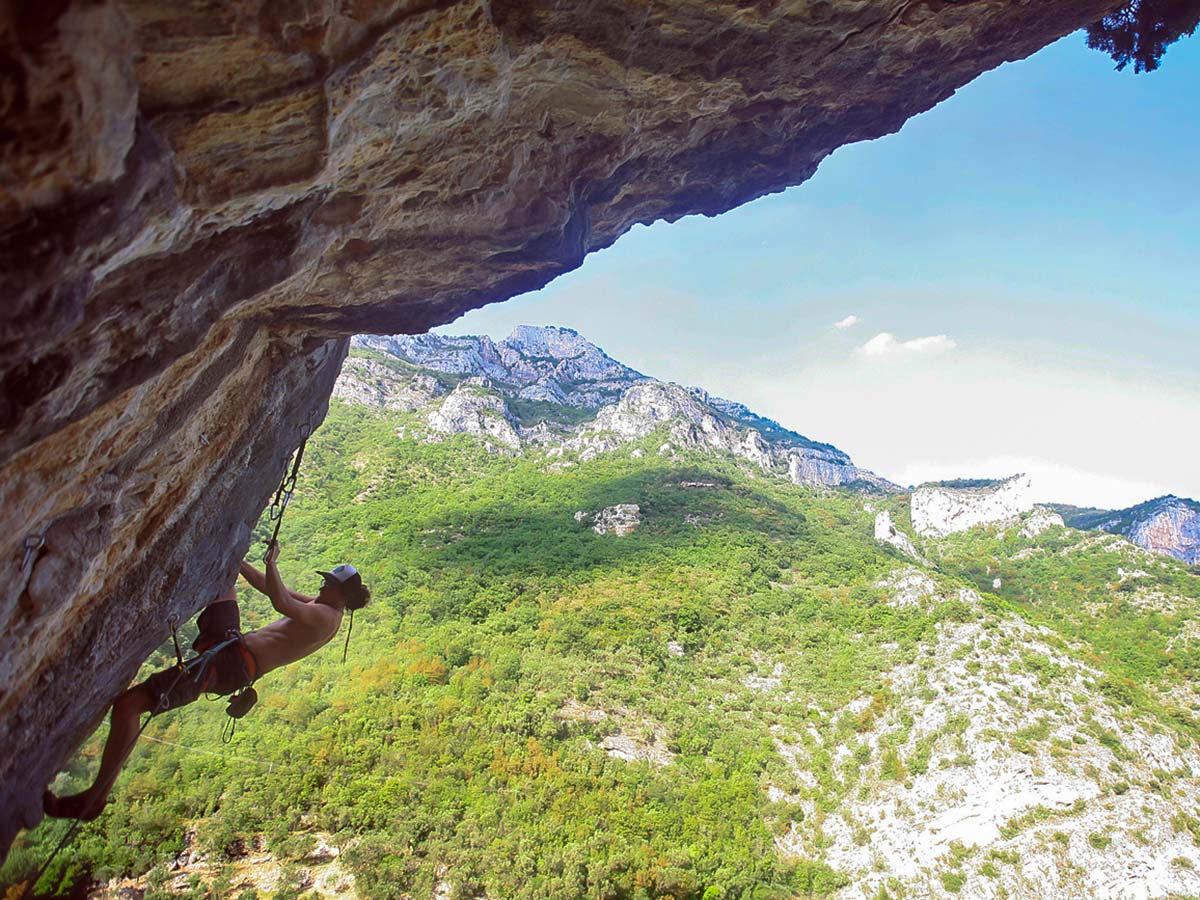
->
[1086,0,1200,72]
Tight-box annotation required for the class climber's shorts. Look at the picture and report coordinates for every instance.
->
[143,598,259,713]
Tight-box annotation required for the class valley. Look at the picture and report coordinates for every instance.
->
[5,329,1198,900]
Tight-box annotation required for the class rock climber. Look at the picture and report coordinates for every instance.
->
[43,540,370,820]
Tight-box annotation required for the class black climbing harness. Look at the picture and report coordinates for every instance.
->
[264,421,312,559]
[171,618,257,744]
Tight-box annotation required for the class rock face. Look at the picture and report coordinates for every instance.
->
[569,381,894,489]
[357,326,646,407]
[874,511,927,564]
[1020,506,1066,539]
[332,357,447,411]
[1055,496,1200,565]
[426,378,522,450]
[776,609,1200,900]
[1128,498,1200,565]
[0,0,1123,854]
[583,504,642,536]
[911,475,1036,538]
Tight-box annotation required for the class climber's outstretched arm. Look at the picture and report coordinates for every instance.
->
[239,555,314,604]
[259,542,327,627]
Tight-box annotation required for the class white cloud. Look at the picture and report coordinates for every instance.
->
[860,332,898,355]
[834,314,860,329]
[901,334,957,353]
[859,332,956,356]
[751,347,1199,510]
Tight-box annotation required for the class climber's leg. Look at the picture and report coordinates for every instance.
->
[43,682,155,820]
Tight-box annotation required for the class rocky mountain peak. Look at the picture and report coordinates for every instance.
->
[501,325,592,358]
[354,328,645,408]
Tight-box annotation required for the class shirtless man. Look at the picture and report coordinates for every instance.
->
[43,540,369,820]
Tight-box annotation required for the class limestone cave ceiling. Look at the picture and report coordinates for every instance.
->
[0,0,1122,855]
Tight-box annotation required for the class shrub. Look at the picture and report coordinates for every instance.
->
[939,871,966,893]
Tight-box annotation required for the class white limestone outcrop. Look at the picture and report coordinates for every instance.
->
[876,566,939,607]
[564,382,894,490]
[426,379,521,450]
[875,511,926,564]
[576,504,642,536]
[333,357,446,411]
[912,474,1035,538]
[774,614,1200,900]
[357,327,647,408]
[1021,506,1066,539]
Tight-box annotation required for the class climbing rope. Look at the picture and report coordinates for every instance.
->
[264,420,313,559]
[16,817,84,900]
[141,734,273,773]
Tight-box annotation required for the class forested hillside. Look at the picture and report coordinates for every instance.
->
[6,366,1200,900]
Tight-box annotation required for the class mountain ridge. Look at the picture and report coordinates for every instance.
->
[340,326,1199,563]
[1051,495,1200,566]
[340,327,896,492]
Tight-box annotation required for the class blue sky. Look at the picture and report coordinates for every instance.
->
[440,32,1199,508]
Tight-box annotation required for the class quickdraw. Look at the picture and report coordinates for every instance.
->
[264,420,313,559]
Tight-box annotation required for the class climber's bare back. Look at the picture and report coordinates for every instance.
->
[243,604,342,676]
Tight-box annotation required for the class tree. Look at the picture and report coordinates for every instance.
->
[1086,0,1200,72]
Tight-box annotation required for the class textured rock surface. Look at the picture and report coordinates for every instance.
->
[426,378,522,450]
[775,610,1200,899]
[1020,506,1066,539]
[357,326,646,407]
[567,381,895,488]
[587,503,642,536]
[92,831,355,899]
[875,566,940,608]
[874,510,927,564]
[1126,498,1200,565]
[0,0,1121,853]
[332,356,447,411]
[912,475,1036,537]
[1056,496,1200,565]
